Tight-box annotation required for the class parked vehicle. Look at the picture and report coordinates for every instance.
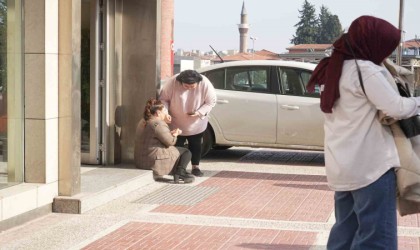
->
[196,60,324,156]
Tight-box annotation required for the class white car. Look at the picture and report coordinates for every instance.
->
[197,60,324,156]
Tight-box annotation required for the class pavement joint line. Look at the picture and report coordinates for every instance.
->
[68,220,131,250]
[208,178,266,216]
[287,186,313,220]
[132,212,420,237]
[134,204,160,214]
[327,210,336,224]
[135,212,333,232]
[397,226,420,237]
[310,231,330,250]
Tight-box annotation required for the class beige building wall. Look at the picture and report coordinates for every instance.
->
[0,0,162,226]
[120,0,161,162]
[24,0,59,185]
[24,0,81,195]
[160,0,173,81]
[0,0,64,225]
[58,0,81,196]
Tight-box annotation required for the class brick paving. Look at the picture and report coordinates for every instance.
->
[152,171,334,222]
[81,168,420,249]
[82,222,318,250]
[2,149,420,249]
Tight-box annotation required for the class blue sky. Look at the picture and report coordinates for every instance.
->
[174,0,419,53]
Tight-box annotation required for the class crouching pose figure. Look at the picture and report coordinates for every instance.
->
[135,98,195,184]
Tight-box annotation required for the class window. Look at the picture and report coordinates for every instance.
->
[203,69,225,90]
[226,67,269,92]
[279,67,318,97]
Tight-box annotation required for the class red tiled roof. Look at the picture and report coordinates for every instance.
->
[286,44,332,51]
[255,49,278,57]
[221,51,280,61]
[404,40,420,48]
[199,55,217,60]
[285,41,420,50]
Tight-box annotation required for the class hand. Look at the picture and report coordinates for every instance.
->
[164,114,172,123]
[171,128,182,136]
[187,111,199,117]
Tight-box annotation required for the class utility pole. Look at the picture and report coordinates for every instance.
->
[250,36,257,56]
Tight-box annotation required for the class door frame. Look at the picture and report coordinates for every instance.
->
[81,0,105,164]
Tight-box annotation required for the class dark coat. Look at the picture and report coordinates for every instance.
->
[134,118,180,176]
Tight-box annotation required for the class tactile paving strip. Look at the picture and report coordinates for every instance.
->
[135,185,219,206]
[239,150,324,165]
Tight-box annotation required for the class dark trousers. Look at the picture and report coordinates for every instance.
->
[175,146,191,170]
[175,132,204,166]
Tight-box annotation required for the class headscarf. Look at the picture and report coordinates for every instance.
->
[307,15,401,113]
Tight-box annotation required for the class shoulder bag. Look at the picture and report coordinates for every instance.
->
[345,35,420,138]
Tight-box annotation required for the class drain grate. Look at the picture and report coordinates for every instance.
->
[135,185,219,206]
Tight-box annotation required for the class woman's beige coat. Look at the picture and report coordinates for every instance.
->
[134,119,180,176]
[381,59,420,216]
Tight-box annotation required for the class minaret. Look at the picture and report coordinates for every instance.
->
[237,1,249,53]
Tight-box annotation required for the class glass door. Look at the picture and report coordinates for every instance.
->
[81,0,105,164]
[0,0,23,188]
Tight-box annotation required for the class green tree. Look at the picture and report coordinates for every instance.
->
[290,0,318,45]
[317,5,342,44]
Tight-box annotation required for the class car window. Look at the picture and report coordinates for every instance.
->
[279,67,319,97]
[300,71,320,97]
[233,71,250,90]
[203,69,225,89]
[226,67,269,93]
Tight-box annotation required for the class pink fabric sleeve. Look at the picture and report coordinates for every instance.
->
[196,76,217,118]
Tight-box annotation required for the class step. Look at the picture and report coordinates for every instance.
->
[53,165,153,214]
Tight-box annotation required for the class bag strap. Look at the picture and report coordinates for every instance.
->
[344,36,411,99]
[344,36,366,95]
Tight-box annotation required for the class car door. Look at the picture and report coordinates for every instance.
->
[276,67,324,147]
[204,66,277,143]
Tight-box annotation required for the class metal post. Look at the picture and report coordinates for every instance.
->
[396,0,404,66]
[250,36,257,57]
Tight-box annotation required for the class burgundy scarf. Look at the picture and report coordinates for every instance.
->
[307,16,401,113]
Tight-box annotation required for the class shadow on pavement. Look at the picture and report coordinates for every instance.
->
[202,147,325,166]
[202,147,254,162]
[204,170,328,182]
[238,243,326,249]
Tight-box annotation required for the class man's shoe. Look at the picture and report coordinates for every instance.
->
[191,168,204,177]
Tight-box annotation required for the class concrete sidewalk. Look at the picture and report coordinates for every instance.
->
[1,148,420,249]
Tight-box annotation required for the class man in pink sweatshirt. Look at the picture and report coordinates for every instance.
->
[159,70,217,176]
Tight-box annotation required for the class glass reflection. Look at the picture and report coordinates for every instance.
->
[81,0,91,153]
[0,0,23,189]
[0,0,7,184]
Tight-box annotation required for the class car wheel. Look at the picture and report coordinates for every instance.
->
[201,126,214,157]
[213,146,232,150]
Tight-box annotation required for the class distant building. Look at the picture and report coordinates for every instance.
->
[403,39,420,56]
[173,54,214,74]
